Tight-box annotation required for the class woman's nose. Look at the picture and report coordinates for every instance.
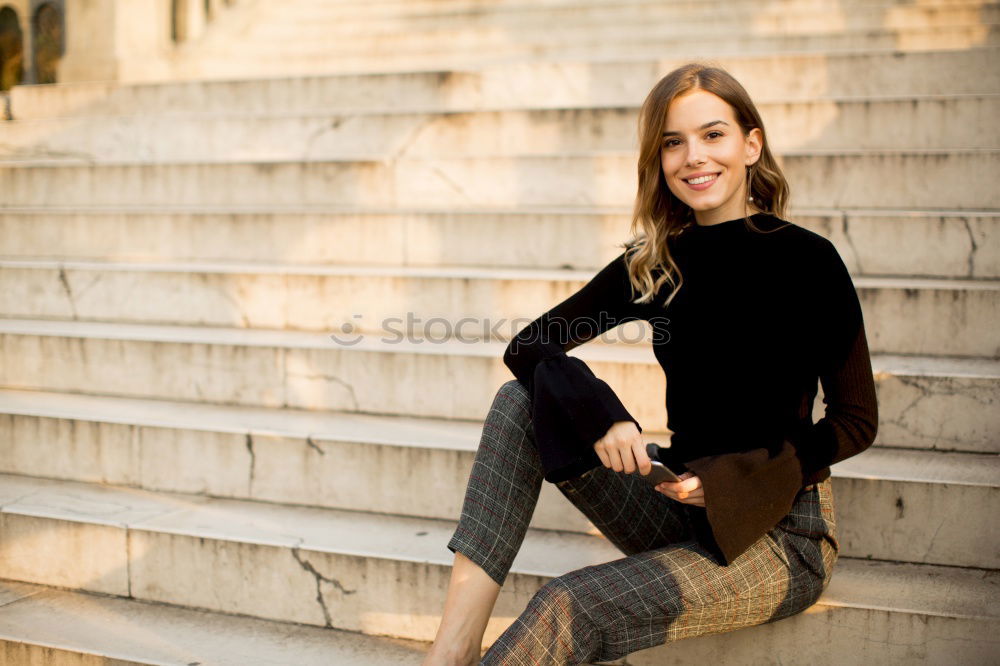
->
[685,143,706,166]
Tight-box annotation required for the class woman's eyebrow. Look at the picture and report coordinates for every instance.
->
[662,120,730,137]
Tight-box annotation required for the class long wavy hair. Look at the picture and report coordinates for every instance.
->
[623,63,790,307]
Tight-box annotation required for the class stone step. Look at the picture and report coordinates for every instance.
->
[0,580,428,666]
[267,0,993,15]
[241,0,1000,30]
[268,7,1000,34]
[267,0,995,28]
[2,95,995,163]
[0,473,996,661]
[169,34,1000,80]
[0,389,996,568]
[1,207,996,279]
[169,37,1000,84]
[184,25,1000,65]
[0,320,996,452]
[1,150,996,210]
[10,49,997,119]
[209,0,999,54]
[3,259,998,357]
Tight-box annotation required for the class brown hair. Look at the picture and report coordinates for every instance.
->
[623,63,790,307]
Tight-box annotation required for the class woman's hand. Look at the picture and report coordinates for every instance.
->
[655,472,705,507]
[593,421,651,475]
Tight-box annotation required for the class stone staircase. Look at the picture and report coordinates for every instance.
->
[1,0,998,663]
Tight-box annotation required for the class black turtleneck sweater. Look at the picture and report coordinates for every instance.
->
[503,212,879,564]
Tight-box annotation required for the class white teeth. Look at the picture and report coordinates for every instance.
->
[686,174,717,185]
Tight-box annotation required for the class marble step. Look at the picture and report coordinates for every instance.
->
[0,580,428,666]
[1,207,996,279]
[182,25,1000,65]
[1,150,996,210]
[0,473,996,662]
[242,0,1000,29]
[165,39,1000,80]
[269,0,993,14]
[176,3,1000,77]
[10,49,998,119]
[0,389,996,568]
[265,9,1000,36]
[0,320,996,453]
[2,258,997,357]
[2,95,996,163]
[266,0,996,29]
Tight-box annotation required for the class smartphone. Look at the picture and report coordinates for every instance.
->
[635,442,683,485]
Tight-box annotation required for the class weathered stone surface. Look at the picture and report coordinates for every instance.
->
[0,474,997,660]
[2,96,996,163]
[2,151,997,209]
[1,209,997,279]
[0,580,429,665]
[2,260,998,355]
[12,49,999,118]
[1,322,997,449]
[1,0,996,660]
[0,397,996,567]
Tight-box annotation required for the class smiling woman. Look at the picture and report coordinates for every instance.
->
[626,63,792,310]
[660,92,762,225]
[424,63,878,666]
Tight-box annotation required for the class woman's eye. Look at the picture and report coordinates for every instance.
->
[662,139,681,148]
[706,131,723,139]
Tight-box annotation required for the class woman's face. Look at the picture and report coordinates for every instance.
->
[660,89,762,226]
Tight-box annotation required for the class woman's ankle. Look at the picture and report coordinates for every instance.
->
[423,552,498,664]
[423,638,482,665]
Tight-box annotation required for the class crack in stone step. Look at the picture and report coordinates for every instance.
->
[245,433,256,494]
[291,545,357,629]
[305,435,326,456]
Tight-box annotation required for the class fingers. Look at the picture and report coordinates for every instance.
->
[608,447,626,473]
[594,442,625,472]
[655,475,704,506]
[658,477,699,493]
[678,474,702,494]
[592,422,645,474]
[657,487,704,506]
[621,447,634,474]
[675,475,700,491]
[632,440,652,476]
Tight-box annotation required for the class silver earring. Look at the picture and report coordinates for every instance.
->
[746,166,755,203]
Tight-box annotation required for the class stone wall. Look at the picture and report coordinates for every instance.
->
[0,0,240,85]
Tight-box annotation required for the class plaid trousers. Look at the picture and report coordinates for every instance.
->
[447,380,839,665]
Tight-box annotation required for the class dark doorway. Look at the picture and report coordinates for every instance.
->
[32,2,62,84]
[0,6,23,91]
[171,0,183,43]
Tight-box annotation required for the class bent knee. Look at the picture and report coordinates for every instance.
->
[482,379,533,434]
[529,576,585,624]
[496,378,530,406]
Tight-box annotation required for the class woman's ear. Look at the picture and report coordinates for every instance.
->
[745,127,763,166]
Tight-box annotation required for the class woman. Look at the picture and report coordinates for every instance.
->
[422,63,878,665]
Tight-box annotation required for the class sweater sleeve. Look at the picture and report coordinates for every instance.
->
[787,322,879,483]
[503,250,644,482]
[685,241,878,564]
[785,242,879,482]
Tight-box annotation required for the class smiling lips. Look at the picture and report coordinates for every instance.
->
[682,172,720,191]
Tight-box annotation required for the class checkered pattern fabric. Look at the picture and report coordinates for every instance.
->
[448,380,838,665]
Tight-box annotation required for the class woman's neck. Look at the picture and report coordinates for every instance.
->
[693,205,764,227]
